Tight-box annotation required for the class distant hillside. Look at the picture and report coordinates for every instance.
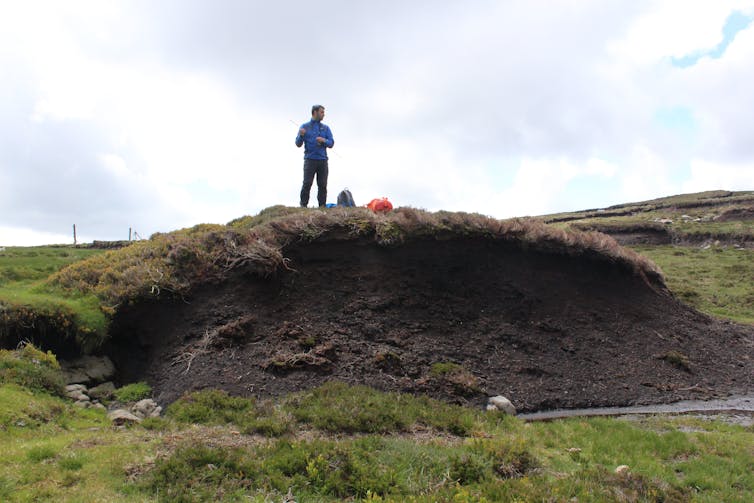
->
[542,190,754,246]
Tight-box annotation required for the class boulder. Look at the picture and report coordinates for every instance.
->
[487,395,517,415]
[61,356,116,385]
[62,369,90,385]
[65,384,87,393]
[107,409,142,425]
[88,382,116,401]
[131,399,162,419]
[67,390,90,402]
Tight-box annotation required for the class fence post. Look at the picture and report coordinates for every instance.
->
[73,224,77,246]
[129,227,132,241]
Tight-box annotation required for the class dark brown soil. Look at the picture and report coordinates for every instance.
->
[108,238,754,412]
[717,206,754,222]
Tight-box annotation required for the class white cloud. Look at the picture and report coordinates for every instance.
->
[618,145,677,202]
[609,0,754,65]
[0,226,74,247]
[683,158,754,193]
[1,1,753,245]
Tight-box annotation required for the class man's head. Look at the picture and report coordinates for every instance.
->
[311,104,325,121]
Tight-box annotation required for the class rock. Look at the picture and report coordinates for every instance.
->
[88,382,116,401]
[91,403,107,411]
[60,355,116,385]
[74,400,91,408]
[108,409,142,425]
[487,395,517,415]
[65,384,88,393]
[63,369,90,385]
[615,465,630,475]
[67,390,90,402]
[131,399,160,419]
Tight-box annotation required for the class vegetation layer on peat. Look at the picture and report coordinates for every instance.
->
[3,206,662,353]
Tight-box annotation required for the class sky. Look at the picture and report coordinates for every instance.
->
[1,1,754,245]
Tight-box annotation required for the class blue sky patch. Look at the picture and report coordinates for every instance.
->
[672,11,753,68]
[654,106,696,137]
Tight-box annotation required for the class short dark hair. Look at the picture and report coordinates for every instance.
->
[311,104,324,114]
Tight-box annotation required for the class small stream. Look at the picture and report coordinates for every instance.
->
[519,394,754,426]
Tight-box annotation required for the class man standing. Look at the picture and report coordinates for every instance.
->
[296,104,334,207]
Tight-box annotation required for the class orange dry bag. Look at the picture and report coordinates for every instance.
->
[367,197,393,213]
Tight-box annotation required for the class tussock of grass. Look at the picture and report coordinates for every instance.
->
[167,389,292,437]
[113,382,152,402]
[26,445,57,463]
[0,383,107,432]
[0,343,64,396]
[661,351,692,372]
[284,381,479,435]
[166,382,482,437]
[429,362,481,395]
[145,435,540,501]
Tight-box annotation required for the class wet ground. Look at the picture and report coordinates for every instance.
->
[520,394,754,426]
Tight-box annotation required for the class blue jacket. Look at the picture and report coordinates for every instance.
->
[295,119,334,160]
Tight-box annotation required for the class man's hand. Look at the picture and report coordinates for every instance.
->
[299,128,306,136]
[316,136,326,145]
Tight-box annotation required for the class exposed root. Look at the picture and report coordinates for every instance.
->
[171,329,217,374]
[263,351,331,371]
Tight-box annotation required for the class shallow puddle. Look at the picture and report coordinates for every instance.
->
[520,394,754,426]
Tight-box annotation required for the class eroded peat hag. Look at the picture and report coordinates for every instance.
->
[108,238,754,413]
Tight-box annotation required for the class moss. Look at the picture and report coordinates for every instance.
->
[0,343,65,395]
[430,362,481,395]
[661,351,692,372]
[113,382,152,402]
[430,362,463,376]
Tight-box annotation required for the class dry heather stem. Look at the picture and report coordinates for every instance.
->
[171,328,217,374]
[264,351,330,370]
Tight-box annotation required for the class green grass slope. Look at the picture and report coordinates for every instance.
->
[541,190,754,324]
[545,190,754,243]
[0,247,107,352]
[1,351,752,502]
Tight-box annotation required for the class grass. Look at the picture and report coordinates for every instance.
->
[0,246,108,352]
[0,343,65,396]
[545,189,754,244]
[113,382,152,402]
[535,190,753,324]
[283,381,480,435]
[2,372,752,502]
[0,246,103,285]
[632,245,754,324]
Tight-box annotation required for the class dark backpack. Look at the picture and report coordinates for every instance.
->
[337,188,355,207]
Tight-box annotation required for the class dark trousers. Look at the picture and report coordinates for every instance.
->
[300,159,328,207]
